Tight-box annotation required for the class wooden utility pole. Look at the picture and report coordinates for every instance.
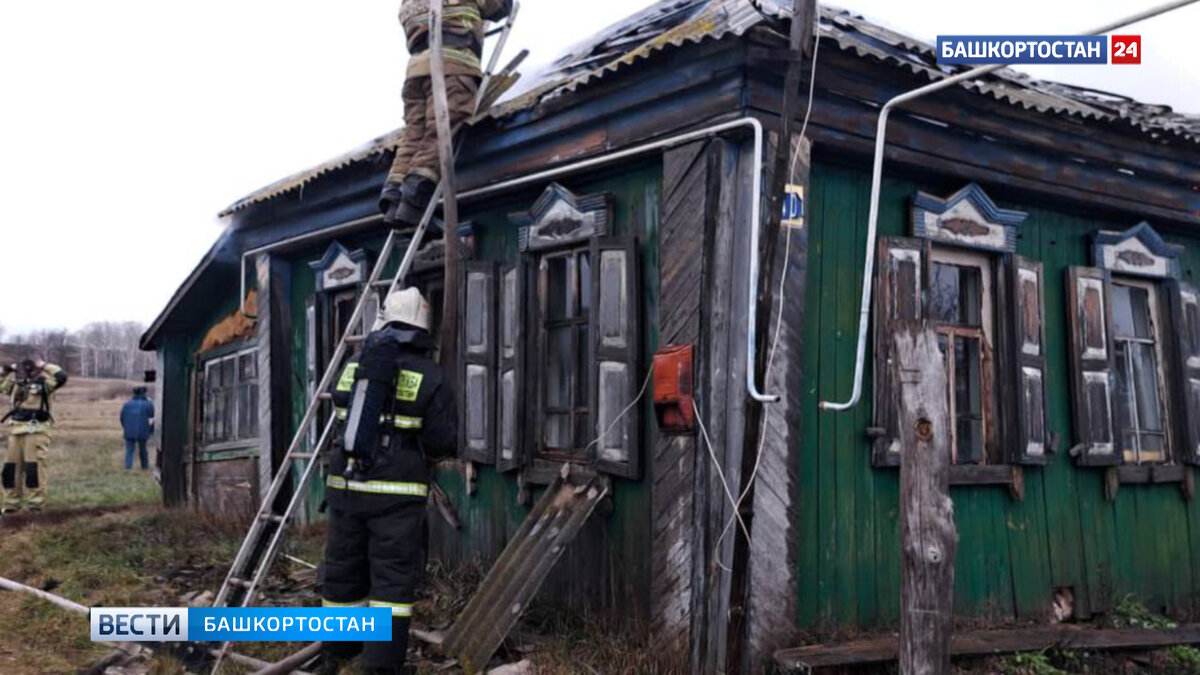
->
[893,323,957,675]
[429,0,460,378]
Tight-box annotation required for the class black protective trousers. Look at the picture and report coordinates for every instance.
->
[322,500,426,670]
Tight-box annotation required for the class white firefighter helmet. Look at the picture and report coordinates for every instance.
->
[382,287,432,332]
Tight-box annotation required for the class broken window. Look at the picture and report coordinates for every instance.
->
[201,347,260,448]
[1067,249,1199,468]
[538,248,592,458]
[930,250,995,465]
[1110,281,1169,464]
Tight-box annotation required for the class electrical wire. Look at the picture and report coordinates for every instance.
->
[581,364,656,458]
[693,398,751,573]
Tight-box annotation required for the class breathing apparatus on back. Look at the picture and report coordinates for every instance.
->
[339,288,432,480]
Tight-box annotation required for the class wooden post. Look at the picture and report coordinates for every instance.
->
[893,323,957,675]
[727,2,816,672]
[429,0,460,380]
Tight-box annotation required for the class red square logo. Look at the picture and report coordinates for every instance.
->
[1111,35,1141,64]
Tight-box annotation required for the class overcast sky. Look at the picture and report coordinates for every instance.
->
[1,0,1196,336]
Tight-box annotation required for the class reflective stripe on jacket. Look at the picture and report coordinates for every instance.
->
[399,0,511,78]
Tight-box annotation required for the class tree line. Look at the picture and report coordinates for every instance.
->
[0,321,155,381]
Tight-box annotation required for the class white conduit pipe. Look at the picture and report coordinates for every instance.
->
[238,117,775,400]
[819,0,1200,412]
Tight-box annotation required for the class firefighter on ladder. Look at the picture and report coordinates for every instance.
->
[319,288,458,674]
[1,358,68,515]
[379,0,513,228]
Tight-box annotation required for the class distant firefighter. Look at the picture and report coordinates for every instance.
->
[0,358,68,515]
[379,0,513,228]
[120,386,155,471]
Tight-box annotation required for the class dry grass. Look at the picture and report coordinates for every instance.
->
[21,378,161,511]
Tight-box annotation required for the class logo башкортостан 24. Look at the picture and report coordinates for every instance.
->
[937,35,1141,65]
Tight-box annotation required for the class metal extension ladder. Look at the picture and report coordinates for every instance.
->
[208,4,523,671]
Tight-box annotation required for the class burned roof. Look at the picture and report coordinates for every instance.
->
[219,0,1199,216]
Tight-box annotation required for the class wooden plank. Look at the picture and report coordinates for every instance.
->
[650,140,708,653]
[831,161,861,627]
[872,174,909,629]
[774,625,1200,671]
[441,474,609,672]
[744,132,811,672]
[815,162,845,625]
[893,323,956,674]
[254,254,273,504]
[796,162,826,628]
[429,0,460,381]
[850,162,879,631]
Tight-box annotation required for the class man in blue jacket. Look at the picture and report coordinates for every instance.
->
[119,387,154,470]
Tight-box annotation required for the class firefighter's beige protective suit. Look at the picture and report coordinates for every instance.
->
[0,362,67,513]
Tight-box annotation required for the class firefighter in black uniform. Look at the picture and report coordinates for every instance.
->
[320,287,457,674]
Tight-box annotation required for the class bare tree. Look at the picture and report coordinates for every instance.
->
[0,322,7,343]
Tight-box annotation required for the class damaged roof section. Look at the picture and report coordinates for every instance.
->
[219,0,1199,216]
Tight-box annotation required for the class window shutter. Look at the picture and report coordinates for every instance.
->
[871,237,928,467]
[459,261,497,464]
[1005,255,1050,465]
[1066,266,1121,466]
[496,261,528,472]
[590,238,641,479]
[1168,280,1200,465]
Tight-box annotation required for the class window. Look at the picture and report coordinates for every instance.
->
[539,248,592,458]
[1067,222,1200,470]
[930,249,996,464]
[872,184,1047,473]
[457,183,641,479]
[1109,281,1169,464]
[202,347,259,447]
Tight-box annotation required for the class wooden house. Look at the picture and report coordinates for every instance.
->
[141,0,1200,671]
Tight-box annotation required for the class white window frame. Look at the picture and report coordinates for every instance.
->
[201,346,260,451]
[930,246,996,465]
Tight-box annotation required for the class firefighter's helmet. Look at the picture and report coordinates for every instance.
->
[382,288,432,332]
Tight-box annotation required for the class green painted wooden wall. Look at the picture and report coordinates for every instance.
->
[284,162,662,616]
[799,158,1200,632]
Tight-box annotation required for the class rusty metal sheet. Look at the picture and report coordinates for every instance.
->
[440,470,609,673]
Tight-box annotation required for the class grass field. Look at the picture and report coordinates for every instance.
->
[25,378,160,512]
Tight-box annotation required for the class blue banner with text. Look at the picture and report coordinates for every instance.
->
[90,607,393,642]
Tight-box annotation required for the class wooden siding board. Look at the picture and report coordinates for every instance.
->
[651,141,707,652]
[815,163,845,626]
[871,176,911,628]
[831,166,860,625]
[850,168,879,628]
[797,163,825,628]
